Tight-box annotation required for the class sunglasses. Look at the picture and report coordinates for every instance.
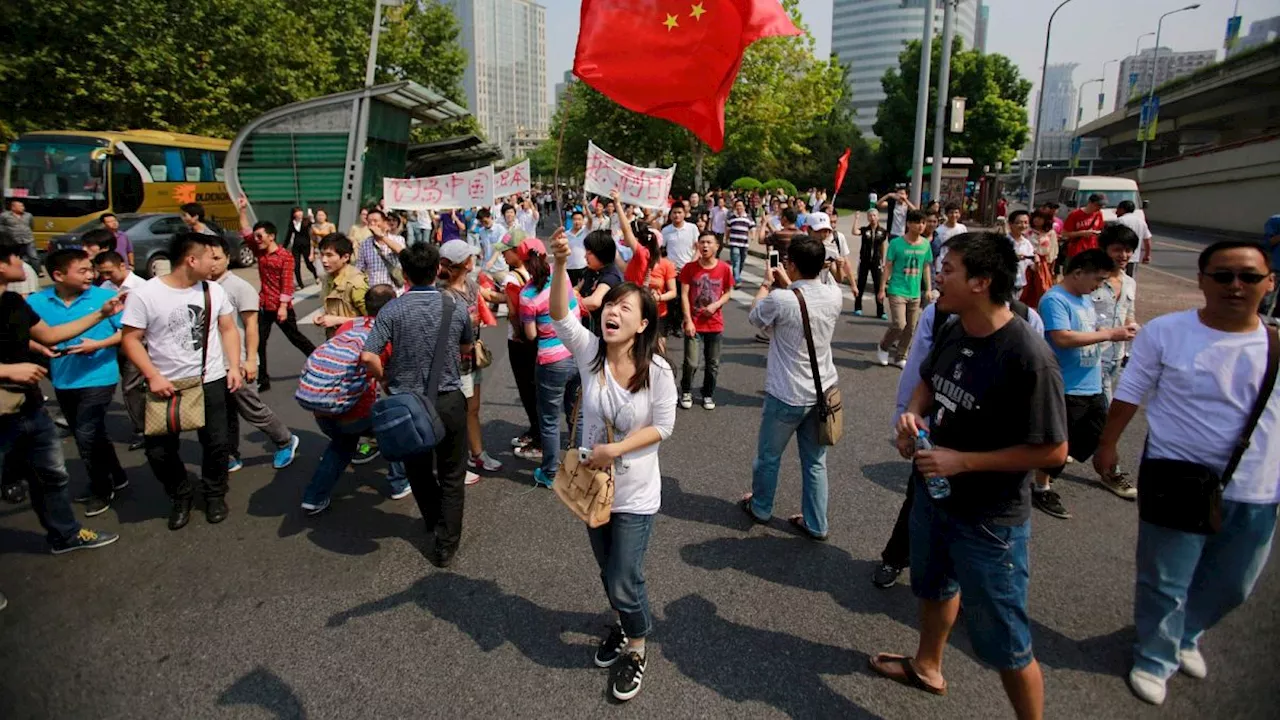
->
[1204,270,1271,285]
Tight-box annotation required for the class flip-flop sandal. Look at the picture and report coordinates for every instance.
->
[869,653,947,696]
[788,515,828,542]
[739,495,768,525]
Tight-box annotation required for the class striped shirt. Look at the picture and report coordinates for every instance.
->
[355,235,405,288]
[519,282,580,365]
[363,287,473,395]
[726,213,755,248]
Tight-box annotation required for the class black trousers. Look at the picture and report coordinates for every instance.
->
[881,476,915,569]
[54,384,127,500]
[143,378,231,500]
[668,276,685,334]
[855,257,884,316]
[293,246,317,286]
[257,308,317,380]
[1046,392,1108,478]
[508,339,540,437]
[404,390,468,551]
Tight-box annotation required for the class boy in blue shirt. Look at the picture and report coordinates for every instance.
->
[28,247,129,517]
[1036,249,1138,520]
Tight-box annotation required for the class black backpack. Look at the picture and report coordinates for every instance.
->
[932,300,1030,345]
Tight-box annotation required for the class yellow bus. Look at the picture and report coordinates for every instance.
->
[2,130,234,250]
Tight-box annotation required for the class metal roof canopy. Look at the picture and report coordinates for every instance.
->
[225,80,472,230]
[405,134,503,176]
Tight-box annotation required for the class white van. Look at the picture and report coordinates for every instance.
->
[1056,176,1147,224]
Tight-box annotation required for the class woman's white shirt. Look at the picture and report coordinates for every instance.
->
[553,312,676,515]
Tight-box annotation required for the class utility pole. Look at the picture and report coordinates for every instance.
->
[909,2,936,206]
[1028,0,1077,208]
[929,0,958,205]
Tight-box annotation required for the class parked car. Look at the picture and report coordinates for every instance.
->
[44,213,256,278]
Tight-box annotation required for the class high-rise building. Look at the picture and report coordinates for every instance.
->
[1227,15,1280,57]
[553,69,574,112]
[454,0,549,158]
[1114,46,1217,112]
[1037,63,1077,132]
[831,0,979,139]
[974,0,989,54]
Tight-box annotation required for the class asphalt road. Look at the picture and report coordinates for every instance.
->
[1,252,1277,719]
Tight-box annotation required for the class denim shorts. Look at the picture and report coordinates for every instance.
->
[909,484,1034,670]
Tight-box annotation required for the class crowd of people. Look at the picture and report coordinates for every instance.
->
[0,181,1275,716]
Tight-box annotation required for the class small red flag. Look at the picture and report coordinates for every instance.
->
[833,147,851,196]
[573,0,801,151]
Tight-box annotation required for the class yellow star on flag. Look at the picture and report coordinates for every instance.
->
[663,13,679,31]
[690,3,707,20]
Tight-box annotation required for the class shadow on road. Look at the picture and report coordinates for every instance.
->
[217,665,306,720]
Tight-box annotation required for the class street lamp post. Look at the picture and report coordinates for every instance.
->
[343,0,404,230]
[1072,77,1103,176]
[908,0,936,206]
[1100,58,1119,113]
[1139,4,1200,172]
[1027,0,1078,209]
[1127,32,1156,102]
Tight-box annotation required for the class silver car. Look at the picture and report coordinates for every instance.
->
[46,212,256,278]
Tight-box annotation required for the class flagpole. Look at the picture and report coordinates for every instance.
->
[550,83,575,234]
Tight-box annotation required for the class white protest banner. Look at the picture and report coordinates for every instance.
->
[583,141,674,210]
[383,165,494,211]
[493,159,531,198]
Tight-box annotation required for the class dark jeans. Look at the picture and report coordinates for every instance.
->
[508,339,540,437]
[143,377,231,500]
[587,512,656,639]
[855,256,885,316]
[54,384,126,500]
[668,276,685,334]
[681,331,722,397]
[882,475,915,569]
[293,246,317,286]
[0,404,80,544]
[258,307,317,380]
[404,390,468,551]
[303,415,407,505]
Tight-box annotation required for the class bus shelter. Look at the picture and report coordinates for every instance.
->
[224,81,470,233]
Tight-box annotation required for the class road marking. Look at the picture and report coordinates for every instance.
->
[1152,239,1208,252]
[1139,265,1198,285]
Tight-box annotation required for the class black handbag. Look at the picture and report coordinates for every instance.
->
[1137,323,1279,534]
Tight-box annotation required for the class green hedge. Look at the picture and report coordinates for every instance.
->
[762,178,799,197]
[731,176,763,191]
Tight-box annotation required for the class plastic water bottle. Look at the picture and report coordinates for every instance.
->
[915,430,952,500]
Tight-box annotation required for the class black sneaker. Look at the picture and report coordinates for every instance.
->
[594,624,627,668]
[51,528,119,555]
[1033,489,1071,519]
[351,441,379,465]
[112,476,130,492]
[84,494,113,518]
[128,438,145,451]
[871,562,904,589]
[611,650,646,701]
[1,482,25,504]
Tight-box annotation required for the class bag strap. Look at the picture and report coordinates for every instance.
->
[1223,322,1280,486]
[199,281,211,383]
[565,369,610,448]
[791,287,827,413]
[424,293,456,400]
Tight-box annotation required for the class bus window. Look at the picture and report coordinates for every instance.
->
[110,152,144,213]
[127,142,170,182]
[183,148,213,182]
[5,139,108,217]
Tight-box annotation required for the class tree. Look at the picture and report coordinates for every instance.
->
[874,38,1031,179]
[0,0,471,143]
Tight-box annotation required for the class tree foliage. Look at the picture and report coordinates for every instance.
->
[532,0,845,194]
[874,38,1031,178]
[0,0,471,143]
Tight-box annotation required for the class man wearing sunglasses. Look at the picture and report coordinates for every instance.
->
[1093,240,1279,706]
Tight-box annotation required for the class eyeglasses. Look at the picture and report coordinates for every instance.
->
[1204,270,1271,285]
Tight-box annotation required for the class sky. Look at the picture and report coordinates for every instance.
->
[543,0,1275,127]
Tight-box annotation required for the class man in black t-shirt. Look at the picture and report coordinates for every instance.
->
[0,242,127,555]
[578,230,622,336]
[870,232,1068,719]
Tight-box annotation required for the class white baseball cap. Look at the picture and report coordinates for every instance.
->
[806,212,832,232]
[439,239,477,265]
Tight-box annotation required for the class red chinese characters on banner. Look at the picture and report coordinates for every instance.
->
[582,141,674,210]
[493,159,532,198]
[383,166,494,211]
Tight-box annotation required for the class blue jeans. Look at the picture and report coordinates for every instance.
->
[587,512,656,639]
[729,245,748,283]
[748,393,829,537]
[0,404,80,544]
[909,485,1034,670]
[535,358,580,475]
[1101,356,1123,405]
[1133,500,1278,679]
[304,415,407,506]
[54,384,127,500]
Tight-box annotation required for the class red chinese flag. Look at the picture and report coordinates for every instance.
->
[833,147,851,196]
[573,0,801,152]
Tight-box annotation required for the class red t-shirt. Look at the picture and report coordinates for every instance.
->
[333,317,390,422]
[626,246,677,317]
[1062,209,1103,258]
[679,260,735,333]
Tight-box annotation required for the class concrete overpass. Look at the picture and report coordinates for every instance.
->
[1069,41,1280,235]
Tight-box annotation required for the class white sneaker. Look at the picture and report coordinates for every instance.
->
[894,359,907,369]
[465,471,481,486]
[1178,647,1207,679]
[1128,669,1167,705]
[390,485,413,500]
[702,396,716,410]
[875,348,890,366]
[679,393,693,409]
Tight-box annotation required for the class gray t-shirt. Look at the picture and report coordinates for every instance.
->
[217,272,259,364]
